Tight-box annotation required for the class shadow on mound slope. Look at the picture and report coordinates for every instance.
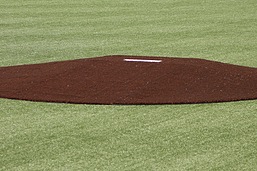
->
[0,55,257,104]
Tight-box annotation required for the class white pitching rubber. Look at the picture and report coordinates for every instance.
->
[123,59,162,63]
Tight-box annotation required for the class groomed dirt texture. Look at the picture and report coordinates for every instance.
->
[1,55,257,104]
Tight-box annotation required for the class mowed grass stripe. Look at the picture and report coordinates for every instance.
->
[1,0,257,170]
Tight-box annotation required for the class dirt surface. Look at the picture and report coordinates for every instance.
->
[1,55,257,104]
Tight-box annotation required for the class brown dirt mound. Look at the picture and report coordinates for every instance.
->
[0,55,257,104]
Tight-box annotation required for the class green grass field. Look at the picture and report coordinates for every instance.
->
[1,0,257,170]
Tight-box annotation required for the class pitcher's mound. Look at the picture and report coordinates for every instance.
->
[1,55,257,104]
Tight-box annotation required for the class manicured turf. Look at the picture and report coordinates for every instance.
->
[1,0,257,170]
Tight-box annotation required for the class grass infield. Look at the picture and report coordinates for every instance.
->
[1,0,257,170]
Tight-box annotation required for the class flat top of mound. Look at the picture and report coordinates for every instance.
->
[0,55,257,104]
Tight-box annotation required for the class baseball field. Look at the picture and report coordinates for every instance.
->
[1,0,257,170]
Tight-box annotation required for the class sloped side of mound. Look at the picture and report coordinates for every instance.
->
[0,55,257,104]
